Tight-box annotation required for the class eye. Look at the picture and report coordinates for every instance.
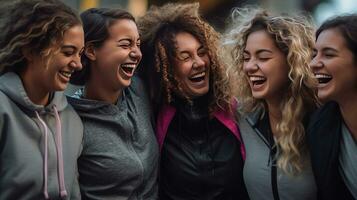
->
[63,51,74,57]
[198,49,207,57]
[243,55,250,62]
[324,54,335,58]
[258,57,270,61]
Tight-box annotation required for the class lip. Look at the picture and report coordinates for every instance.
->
[314,72,332,85]
[58,70,73,82]
[248,75,267,90]
[119,63,137,78]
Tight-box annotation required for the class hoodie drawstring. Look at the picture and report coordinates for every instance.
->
[35,105,67,199]
[53,106,68,198]
[35,111,49,199]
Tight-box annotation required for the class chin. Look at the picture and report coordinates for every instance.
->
[119,79,132,88]
[54,84,68,92]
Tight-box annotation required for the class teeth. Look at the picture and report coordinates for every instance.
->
[250,76,266,81]
[315,73,332,79]
[60,71,72,78]
[191,72,205,79]
[121,64,136,69]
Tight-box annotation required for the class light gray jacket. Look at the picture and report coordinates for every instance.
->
[0,72,83,200]
[238,108,317,200]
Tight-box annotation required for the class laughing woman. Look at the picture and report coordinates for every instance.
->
[137,3,248,200]
[224,8,319,200]
[0,0,84,199]
[67,8,159,200]
[308,14,357,200]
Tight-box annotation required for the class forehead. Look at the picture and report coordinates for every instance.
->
[175,32,202,50]
[245,30,277,50]
[316,28,346,49]
[107,19,139,38]
[62,25,84,44]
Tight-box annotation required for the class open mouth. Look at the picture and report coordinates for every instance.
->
[59,70,73,79]
[250,76,267,86]
[120,63,136,75]
[315,73,332,84]
[189,71,206,82]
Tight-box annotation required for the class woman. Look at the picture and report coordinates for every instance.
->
[137,3,248,199]
[224,8,319,200]
[308,14,357,200]
[67,8,159,200]
[0,0,84,199]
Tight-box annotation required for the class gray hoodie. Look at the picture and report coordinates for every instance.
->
[0,72,83,200]
[67,76,159,200]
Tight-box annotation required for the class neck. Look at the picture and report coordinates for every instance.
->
[266,100,282,137]
[338,95,357,141]
[84,77,122,104]
[20,68,49,106]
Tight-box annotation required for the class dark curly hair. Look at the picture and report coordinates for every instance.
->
[137,2,233,115]
[0,0,81,74]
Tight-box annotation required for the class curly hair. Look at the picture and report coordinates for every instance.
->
[70,8,135,85]
[137,2,233,115]
[0,0,81,75]
[224,7,319,174]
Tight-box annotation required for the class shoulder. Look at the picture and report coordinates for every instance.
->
[308,101,340,130]
[128,75,146,94]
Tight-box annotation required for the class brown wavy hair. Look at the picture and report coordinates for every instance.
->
[137,2,233,115]
[0,0,81,75]
[224,7,319,174]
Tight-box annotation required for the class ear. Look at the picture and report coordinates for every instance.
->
[84,44,97,61]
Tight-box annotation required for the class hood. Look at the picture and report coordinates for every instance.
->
[67,88,125,121]
[0,72,68,113]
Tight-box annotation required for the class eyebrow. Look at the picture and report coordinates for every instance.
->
[61,45,77,49]
[244,49,273,55]
[117,37,141,42]
[256,49,273,54]
[322,47,338,53]
[178,45,205,54]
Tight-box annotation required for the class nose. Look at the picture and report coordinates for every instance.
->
[70,55,82,71]
[310,55,323,70]
[192,55,205,69]
[129,47,142,61]
[243,59,259,74]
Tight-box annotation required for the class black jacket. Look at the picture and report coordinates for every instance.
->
[307,101,355,200]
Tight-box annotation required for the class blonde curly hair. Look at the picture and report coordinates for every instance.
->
[224,7,319,174]
[137,2,233,115]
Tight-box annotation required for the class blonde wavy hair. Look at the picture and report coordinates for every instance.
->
[0,0,81,75]
[137,2,233,115]
[224,7,319,174]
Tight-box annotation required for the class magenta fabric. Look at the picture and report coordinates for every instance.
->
[156,102,246,160]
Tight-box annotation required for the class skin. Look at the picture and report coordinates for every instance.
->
[84,19,142,104]
[243,30,290,135]
[21,25,84,105]
[173,31,210,99]
[310,28,357,140]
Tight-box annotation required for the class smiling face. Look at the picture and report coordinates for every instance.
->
[243,30,289,104]
[24,25,84,92]
[90,19,141,91]
[310,28,357,102]
[173,32,210,99]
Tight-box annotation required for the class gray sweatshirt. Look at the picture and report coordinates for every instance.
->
[67,76,159,200]
[0,72,83,200]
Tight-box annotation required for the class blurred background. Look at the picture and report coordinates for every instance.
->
[64,0,357,31]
